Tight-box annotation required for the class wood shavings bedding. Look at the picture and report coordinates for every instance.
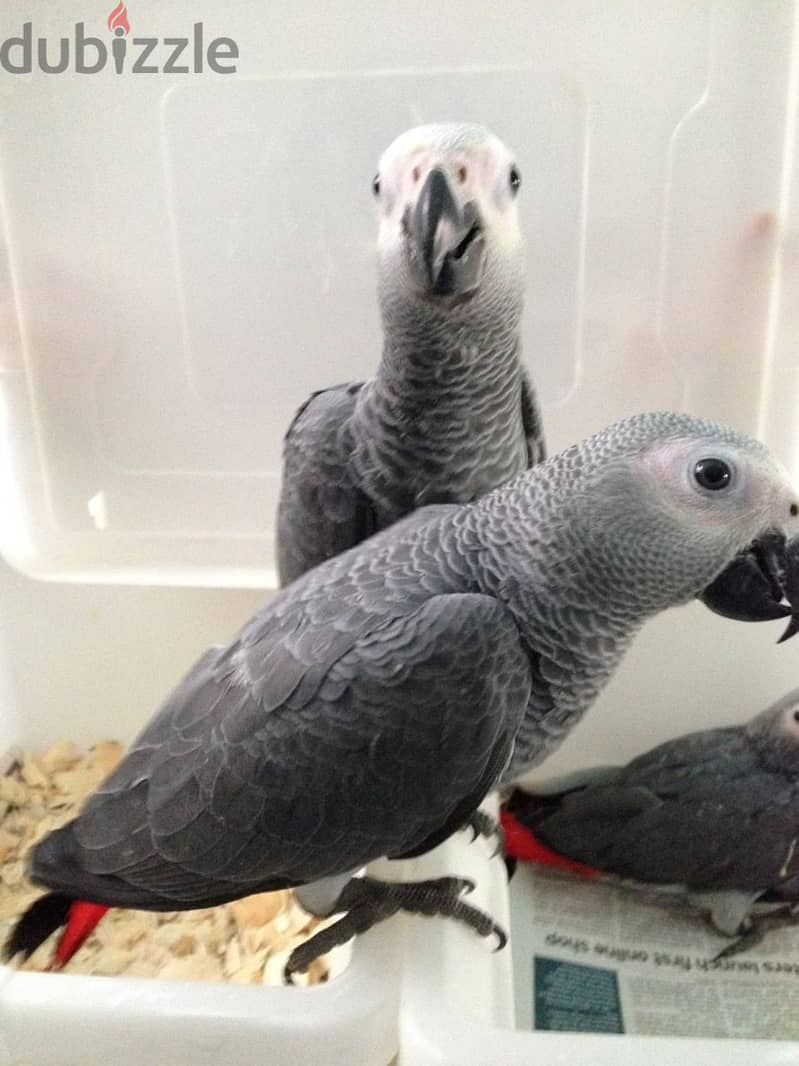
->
[0,740,332,986]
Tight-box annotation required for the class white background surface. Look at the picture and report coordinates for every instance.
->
[1,0,797,583]
[2,1,799,1063]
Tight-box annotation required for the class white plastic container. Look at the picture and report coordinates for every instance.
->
[0,923,400,1066]
[2,0,799,1062]
[0,564,404,1066]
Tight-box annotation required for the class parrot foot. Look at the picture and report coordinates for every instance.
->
[712,903,799,961]
[464,809,504,856]
[712,925,765,961]
[284,874,507,983]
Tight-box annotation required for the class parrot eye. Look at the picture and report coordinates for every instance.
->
[693,458,732,491]
[372,173,381,198]
[509,166,521,195]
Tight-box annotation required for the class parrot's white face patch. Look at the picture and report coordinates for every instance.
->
[750,685,799,744]
[640,435,798,540]
[373,122,523,262]
[777,701,799,742]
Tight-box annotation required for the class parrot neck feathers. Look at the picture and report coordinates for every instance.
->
[351,335,531,517]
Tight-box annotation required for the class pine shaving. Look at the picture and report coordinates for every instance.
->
[0,741,334,985]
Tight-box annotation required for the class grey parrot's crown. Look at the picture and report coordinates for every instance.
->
[572,410,770,469]
[388,122,512,156]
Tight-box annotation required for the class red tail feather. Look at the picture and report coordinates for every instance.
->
[51,902,110,969]
[500,809,600,879]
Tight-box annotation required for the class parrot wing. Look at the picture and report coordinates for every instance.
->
[532,728,799,893]
[275,382,378,585]
[29,593,531,911]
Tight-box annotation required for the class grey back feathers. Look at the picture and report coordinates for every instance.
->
[510,687,799,906]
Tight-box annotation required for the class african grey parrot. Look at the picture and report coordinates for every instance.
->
[503,686,799,955]
[276,122,544,586]
[7,411,799,978]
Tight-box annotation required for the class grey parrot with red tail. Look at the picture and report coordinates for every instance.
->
[503,687,799,954]
[6,412,799,977]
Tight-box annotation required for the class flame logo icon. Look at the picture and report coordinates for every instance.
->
[107,2,130,35]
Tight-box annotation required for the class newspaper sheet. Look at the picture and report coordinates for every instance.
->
[509,864,799,1041]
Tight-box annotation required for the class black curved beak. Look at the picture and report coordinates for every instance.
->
[403,167,485,298]
[700,531,799,642]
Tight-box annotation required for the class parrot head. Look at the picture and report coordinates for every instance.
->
[373,123,525,321]
[563,413,799,635]
[746,686,799,770]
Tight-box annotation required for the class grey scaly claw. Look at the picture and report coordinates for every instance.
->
[712,928,764,962]
[282,874,505,982]
[712,904,799,962]
[464,809,505,858]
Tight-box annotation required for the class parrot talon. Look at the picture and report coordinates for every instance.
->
[283,900,384,984]
[464,809,505,857]
[492,926,508,952]
[712,927,765,962]
[712,904,799,961]
[282,874,506,981]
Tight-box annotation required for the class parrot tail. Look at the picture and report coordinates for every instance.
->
[3,893,110,967]
[500,806,601,879]
[51,901,111,968]
[3,892,72,961]
[3,818,119,968]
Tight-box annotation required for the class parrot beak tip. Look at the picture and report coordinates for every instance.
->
[700,531,799,637]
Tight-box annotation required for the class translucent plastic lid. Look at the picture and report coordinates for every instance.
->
[0,1,797,585]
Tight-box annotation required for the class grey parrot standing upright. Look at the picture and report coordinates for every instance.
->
[503,687,799,954]
[7,412,799,978]
[276,123,544,586]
